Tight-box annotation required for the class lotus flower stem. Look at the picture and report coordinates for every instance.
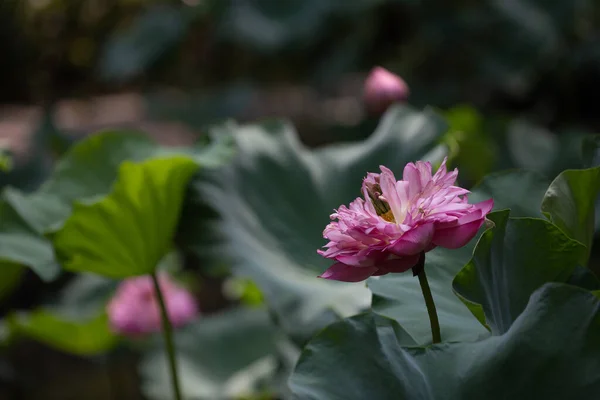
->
[151,272,183,400]
[414,253,441,344]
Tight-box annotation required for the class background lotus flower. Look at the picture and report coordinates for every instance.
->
[318,158,493,282]
[107,273,198,336]
[364,66,410,116]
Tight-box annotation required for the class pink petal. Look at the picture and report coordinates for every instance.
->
[335,254,376,267]
[433,157,448,178]
[432,157,457,188]
[415,161,433,188]
[475,198,494,215]
[424,242,438,252]
[395,181,410,219]
[379,166,405,221]
[432,217,485,249]
[371,269,391,276]
[388,223,435,256]
[319,263,379,282]
[378,254,421,273]
[403,163,422,198]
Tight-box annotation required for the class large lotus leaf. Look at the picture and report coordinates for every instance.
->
[506,120,560,174]
[0,193,56,281]
[581,135,600,231]
[0,108,54,192]
[53,157,198,278]
[0,131,233,281]
[45,252,182,318]
[0,270,122,355]
[0,133,159,282]
[468,166,600,265]
[185,105,448,342]
[3,258,189,356]
[215,0,388,53]
[289,283,600,400]
[504,122,590,178]
[582,135,600,169]
[9,130,233,233]
[408,0,562,107]
[6,310,117,356]
[7,132,159,234]
[504,120,589,179]
[442,104,495,184]
[453,211,585,335]
[568,264,600,291]
[468,170,550,218]
[47,273,120,319]
[367,235,489,345]
[145,84,259,131]
[0,261,24,301]
[2,267,124,357]
[140,307,282,400]
[4,262,182,356]
[541,167,600,264]
[99,5,188,82]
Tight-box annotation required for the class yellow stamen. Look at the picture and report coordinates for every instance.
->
[380,209,396,223]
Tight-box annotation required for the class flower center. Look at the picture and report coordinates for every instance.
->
[379,209,396,223]
[365,183,396,223]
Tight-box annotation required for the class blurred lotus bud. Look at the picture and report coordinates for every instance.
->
[363,67,409,116]
[107,273,198,336]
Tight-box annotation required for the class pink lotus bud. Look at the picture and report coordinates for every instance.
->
[318,158,493,282]
[107,273,198,336]
[363,67,409,115]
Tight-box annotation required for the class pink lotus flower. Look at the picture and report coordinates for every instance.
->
[364,66,410,116]
[107,273,198,336]
[318,158,493,282]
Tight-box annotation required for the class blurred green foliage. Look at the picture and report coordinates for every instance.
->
[1,0,598,197]
[1,0,598,125]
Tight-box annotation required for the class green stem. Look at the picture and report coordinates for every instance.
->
[416,265,441,344]
[151,273,183,400]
